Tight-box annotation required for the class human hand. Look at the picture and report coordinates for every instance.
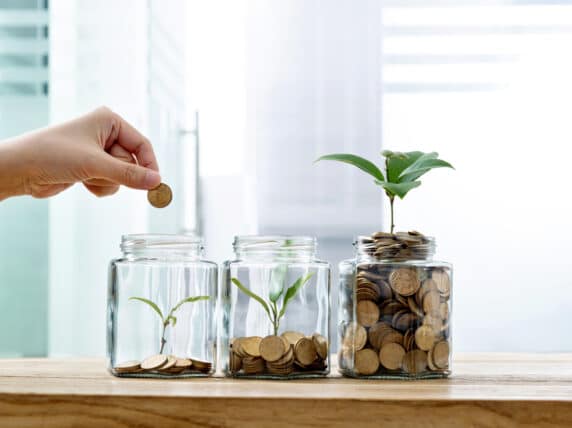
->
[0,106,161,201]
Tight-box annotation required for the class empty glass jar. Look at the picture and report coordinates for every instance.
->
[221,236,330,379]
[107,234,217,378]
[338,231,452,379]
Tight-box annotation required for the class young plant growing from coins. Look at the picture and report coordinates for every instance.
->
[130,295,209,354]
[231,273,314,336]
[315,151,454,233]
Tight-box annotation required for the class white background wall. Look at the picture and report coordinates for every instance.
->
[190,0,572,352]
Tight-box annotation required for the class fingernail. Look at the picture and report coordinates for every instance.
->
[144,170,161,188]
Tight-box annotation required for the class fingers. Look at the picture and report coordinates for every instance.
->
[83,143,138,188]
[97,107,159,172]
[83,182,120,197]
[86,153,161,190]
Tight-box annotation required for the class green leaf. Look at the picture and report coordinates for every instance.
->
[170,295,210,314]
[231,278,272,319]
[269,287,283,303]
[377,180,422,199]
[315,154,385,182]
[383,151,426,183]
[168,315,177,326]
[129,297,164,321]
[399,157,454,182]
[268,264,287,303]
[278,273,315,319]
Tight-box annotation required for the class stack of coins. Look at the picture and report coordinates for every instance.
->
[230,332,328,377]
[113,354,212,376]
[340,231,451,378]
[357,231,433,260]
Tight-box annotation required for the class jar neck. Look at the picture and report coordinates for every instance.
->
[355,231,435,262]
[233,235,317,262]
[121,234,203,260]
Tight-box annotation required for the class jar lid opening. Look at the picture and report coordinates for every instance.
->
[233,235,316,255]
[121,234,203,252]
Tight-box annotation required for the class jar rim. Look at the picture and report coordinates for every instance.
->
[233,235,316,253]
[121,234,203,251]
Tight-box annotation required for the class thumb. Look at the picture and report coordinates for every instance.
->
[92,154,161,190]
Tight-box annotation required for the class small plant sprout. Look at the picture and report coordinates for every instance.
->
[315,151,454,233]
[130,295,209,354]
[231,273,314,336]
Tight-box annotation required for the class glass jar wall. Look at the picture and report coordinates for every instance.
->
[338,232,452,379]
[221,236,330,379]
[107,234,217,378]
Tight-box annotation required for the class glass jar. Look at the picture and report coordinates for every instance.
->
[221,236,330,379]
[338,232,452,379]
[107,234,217,378]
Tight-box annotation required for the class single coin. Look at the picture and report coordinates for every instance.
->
[414,325,436,351]
[423,313,443,335]
[380,329,404,348]
[140,354,168,371]
[402,349,428,374]
[190,358,212,372]
[259,335,288,362]
[368,322,393,350]
[147,183,173,208]
[417,279,438,304]
[342,322,367,351]
[281,331,305,347]
[241,336,263,357]
[423,290,441,314]
[312,333,328,360]
[432,270,451,296]
[294,337,318,366]
[407,296,424,318]
[393,312,417,332]
[439,302,449,320]
[114,360,141,372]
[432,341,450,369]
[427,347,439,371]
[379,342,406,370]
[174,358,193,369]
[268,346,295,367]
[159,355,177,371]
[357,300,380,327]
[389,268,420,296]
[355,348,380,375]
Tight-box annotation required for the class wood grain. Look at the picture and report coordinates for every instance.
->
[0,354,571,427]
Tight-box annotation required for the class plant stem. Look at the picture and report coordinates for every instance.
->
[159,320,169,354]
[389,195,395,234]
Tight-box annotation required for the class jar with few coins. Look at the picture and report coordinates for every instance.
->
[338,231,452,379]
[222,236,331,379]
[107,234,217,378]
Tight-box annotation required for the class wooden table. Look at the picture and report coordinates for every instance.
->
[0,354,571,427]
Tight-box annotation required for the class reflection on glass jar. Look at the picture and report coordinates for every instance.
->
[222,236,330,379]
[107,234,217,378]
[339,232,452,379]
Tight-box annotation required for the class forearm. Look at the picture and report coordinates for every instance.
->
[0,139,31,201]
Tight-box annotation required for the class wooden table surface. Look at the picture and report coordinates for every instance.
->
[0,353,571,427]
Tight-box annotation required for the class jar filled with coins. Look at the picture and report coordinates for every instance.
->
[108,234,217,378]
[338,231,452,379]
[222,236,330,379]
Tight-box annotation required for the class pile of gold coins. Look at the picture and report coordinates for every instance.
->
[230,332,328,377]
[113,354,212,376]
[340,231,451,378]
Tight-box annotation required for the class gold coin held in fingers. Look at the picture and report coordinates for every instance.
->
[147,183,173,208]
